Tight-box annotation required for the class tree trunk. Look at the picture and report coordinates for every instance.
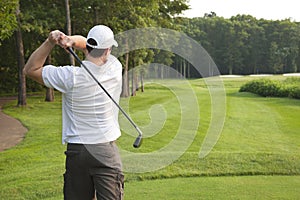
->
[229,66,233,75]
[131,69,136,96]
[45,88,55,102]
[140,71,144,92]
[135,72,139,91]
[183,60,186,78]
[15,6,26,107]
[121,44,129,97]
[65,0,75,65]
[187,63,190,78]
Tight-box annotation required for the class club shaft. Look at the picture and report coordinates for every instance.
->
[67,48,142,137]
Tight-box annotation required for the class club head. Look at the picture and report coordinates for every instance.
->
[133,135,142,148]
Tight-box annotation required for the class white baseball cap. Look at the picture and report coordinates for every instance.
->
[86,25,118,49]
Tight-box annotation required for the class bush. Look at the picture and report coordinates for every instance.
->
[287,85,300,99]
[239,78,300,99]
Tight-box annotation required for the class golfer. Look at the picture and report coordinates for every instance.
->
[24,25,124,200]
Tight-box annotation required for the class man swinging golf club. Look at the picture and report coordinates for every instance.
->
[24,25,124,200]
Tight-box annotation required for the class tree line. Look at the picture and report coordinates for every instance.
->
[179,12,300,76]
[0,0,188,104]
[1,1,300,104]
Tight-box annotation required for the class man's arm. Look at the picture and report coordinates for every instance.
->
[24,30,66,85]
[24,31,86,85]
[69,35,87,55]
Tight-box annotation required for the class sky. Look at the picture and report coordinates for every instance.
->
[183,0,300,21]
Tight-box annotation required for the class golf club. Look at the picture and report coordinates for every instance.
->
[67,47,142,148]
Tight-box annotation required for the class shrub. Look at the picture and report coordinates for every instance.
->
[239,77,300,99]
[283,77,300,85]
[287,85,300,99]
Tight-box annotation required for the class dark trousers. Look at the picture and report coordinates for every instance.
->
[63,142,124,200]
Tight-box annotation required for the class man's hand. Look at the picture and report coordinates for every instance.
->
[48,30,74,49]
[24,30,72,85]
[24,30,87,85]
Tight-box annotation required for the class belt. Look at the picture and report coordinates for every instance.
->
[67,141,115,147]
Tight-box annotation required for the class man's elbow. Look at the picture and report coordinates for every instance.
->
[23,63,38,78]
[23,64,44,85]
[23,64,29,76]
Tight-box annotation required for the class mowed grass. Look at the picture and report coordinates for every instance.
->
[125,176,300,200]
[0,75,300,199]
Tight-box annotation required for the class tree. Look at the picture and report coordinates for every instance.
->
[5,1,300,97]
[20,0,67,102]
[65,0,75,65]
[109,0,189,97]
[181,14,300,75]
[1,0,191,96]
[15,2,26,106]
[0,0,18,43]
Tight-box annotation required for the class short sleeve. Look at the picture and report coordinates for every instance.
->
[42,65,75,93]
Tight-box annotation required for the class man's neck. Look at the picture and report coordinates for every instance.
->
[86,54,108,66]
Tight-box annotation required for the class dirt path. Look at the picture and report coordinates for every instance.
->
[0,97,27,151]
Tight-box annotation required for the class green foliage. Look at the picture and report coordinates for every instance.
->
[0,0,18,43]
[239,77,300,99]
[182,16,300,75]
[3,0,300,94]
[283,77,300,99]
[0,0,191,95]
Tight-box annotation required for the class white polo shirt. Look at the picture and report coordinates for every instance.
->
[42,55,122,144]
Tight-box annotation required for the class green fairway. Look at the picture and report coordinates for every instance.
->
[125,176,300,200]
[0,76,299,199]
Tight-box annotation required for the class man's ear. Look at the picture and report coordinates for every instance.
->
[105,49,109,56]
[104,48,111,56]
